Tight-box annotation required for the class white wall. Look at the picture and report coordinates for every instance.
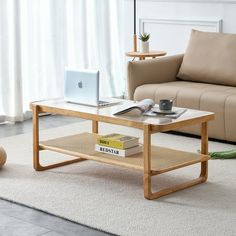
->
[124,0,236,55]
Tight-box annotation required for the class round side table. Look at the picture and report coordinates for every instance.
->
[126,50,167,60]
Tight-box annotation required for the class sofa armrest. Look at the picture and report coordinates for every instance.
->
[127,54,184,99]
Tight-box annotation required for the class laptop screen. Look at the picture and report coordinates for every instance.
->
[64,69,100,106]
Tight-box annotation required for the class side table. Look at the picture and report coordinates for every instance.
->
[126,50,167,60]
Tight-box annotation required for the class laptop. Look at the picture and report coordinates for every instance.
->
[64,68,116,107]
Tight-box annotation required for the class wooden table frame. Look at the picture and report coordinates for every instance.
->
[142,122,208,200]
[32,105,87,171]
[31,102,212,200]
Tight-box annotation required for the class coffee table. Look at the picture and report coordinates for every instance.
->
[30,98,214,200]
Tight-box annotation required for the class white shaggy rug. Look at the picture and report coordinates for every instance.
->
[0,121,236,236]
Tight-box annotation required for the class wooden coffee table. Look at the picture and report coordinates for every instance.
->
[30,98,214,200]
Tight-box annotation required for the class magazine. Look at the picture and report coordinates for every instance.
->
[113,99,187,119]
[113,99,154,116]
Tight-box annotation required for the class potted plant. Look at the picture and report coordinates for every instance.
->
[139,33,150,53]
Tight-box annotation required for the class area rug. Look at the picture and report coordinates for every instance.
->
[0,121,236,236]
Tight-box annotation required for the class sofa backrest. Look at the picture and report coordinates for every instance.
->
[177,30,236,87]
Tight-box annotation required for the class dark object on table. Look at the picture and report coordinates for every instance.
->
[159,99,173,111]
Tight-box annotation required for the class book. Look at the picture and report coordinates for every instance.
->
[145,105,187,119]
[113,99,187,119]
[95,144,142,157]
[97,133,139,149]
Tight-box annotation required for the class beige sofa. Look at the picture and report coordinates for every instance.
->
[127,30,236,142]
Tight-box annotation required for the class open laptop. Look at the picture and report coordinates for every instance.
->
[64,68,116,107]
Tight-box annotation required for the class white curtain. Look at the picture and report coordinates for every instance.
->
[0,0,125,122]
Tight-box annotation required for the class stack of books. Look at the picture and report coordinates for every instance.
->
[95,133,142,157]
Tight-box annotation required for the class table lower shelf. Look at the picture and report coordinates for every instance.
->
[39,133,209,174]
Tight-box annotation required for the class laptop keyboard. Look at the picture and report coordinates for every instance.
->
[99,100,109,105]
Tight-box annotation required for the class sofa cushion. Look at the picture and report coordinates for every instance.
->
[134,81,236,141]
[177,30,236,87]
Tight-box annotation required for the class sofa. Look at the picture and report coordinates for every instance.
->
[127,30,236,142]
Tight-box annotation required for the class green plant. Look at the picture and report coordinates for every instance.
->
[139,33,150,42]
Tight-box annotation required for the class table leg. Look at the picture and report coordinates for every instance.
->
[32,105,86,171]
[32,105,40,170]
[200,122,208,181]
[143,122,210,200]
[92,120,98,134]
[143,124,152,199]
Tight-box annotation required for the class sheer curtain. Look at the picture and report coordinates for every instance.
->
[0,0,125,122]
